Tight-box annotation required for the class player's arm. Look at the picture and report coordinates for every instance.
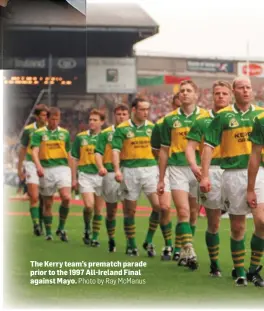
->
[95,132,107,176]
[200,115,222,192]
[17,146,27,181]
[247,117,264,208]
[17,129,29,180]
[157,118,170,195]
[31,132,44,177]
[65,133,73,172]
[71,136,80,189]
[186,119,203,181]
[151,123,161,160]
[112,127,124,183]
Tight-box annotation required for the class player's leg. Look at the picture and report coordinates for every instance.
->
[123,199,138,256]
[42,195,54,240]
[81,192,95,245]
[144,192,160,257]
[142,166,161,257]
[122,167,141,256]
[91,194,104,247]
[27,183,41,236]
[105,202,118,252]
[159,191,173,260]
[189,196,199,237]
[38,194,44,233]
[102,173,120,252]
[223,170,248,286]
[206,208,221,276]
[203,168,222,277]
[25,161,41,235]
[55,166,72,242]
[171,189,198,269]
[247,169,264,287]
[56,186,71,242]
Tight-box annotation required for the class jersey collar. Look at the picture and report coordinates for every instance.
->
[178,106,200,117]
[209,109,217,118]
[44,126,61,132]
[232,103,255,115]
[88,130,99,137]
[129,119,147,128]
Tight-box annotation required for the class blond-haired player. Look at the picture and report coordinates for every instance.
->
[186,81,232,276]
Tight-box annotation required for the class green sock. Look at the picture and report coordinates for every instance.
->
[124,217,136,249]
[83,208,92,232]
[30,206,39,225]
[145,211,160,244]
[106,219,116,241]
[231,238,246,278]
[177,222,193,247]
[174,223,182,253]
[58,205,69,231]
[191,225,196,237]
[249,234,264,273]
[92,215,103,241]
[160,222,172,247]
[206,231,220,268]
[39,196,43,230]
[43,216,53,236]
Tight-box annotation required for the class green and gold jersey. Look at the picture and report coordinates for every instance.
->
[161,106,207,166]
[95,125,115,172]
[249,112,264,166]
[187,110,221,166]
[31,126,70,168]
[151,117,164,150]
[112,119,157,168]
[71,130,99,174]
[204,104,264,169]
[20,122,40,161]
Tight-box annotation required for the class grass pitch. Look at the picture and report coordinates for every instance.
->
[4,191,264,308]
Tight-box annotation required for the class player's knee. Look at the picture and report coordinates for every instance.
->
[29,194,39,206]
[231,221,245,240]
[254,217,264,235]
[61,194,71,206]
[208,222,219,234]
[177,208,190,221]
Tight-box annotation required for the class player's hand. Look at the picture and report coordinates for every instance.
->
[157,180,165,196]
[72,179,78,191]
[200,177,211,193]
[115,170,123,183]
[98,167,107,177]
[247,190,257,209]
[18,169,25,181]
[190,164,202,182]
[36,166,44,178]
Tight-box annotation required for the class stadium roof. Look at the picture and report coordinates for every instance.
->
[5,0,159,34]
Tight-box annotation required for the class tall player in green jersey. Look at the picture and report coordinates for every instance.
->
[151,92,181,260]
[186,81,232,276]
[158,80,206,270]
[72,109,105,247]
[246,112,264,287]
[200,77,264,286]
[95,104,129,252]
[31,107,72,242]
[17,104,48,236]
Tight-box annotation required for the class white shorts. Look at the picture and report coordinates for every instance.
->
[222,169,251,215]
[164,169,170,193]
[121,166,158,201]
[169,166,198,198]
[39,166,71,196]
[198,166,223,210]
[256,167,264,204]
[78,171,103,196]
[102,172,122,203]
[24,161,39,185]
